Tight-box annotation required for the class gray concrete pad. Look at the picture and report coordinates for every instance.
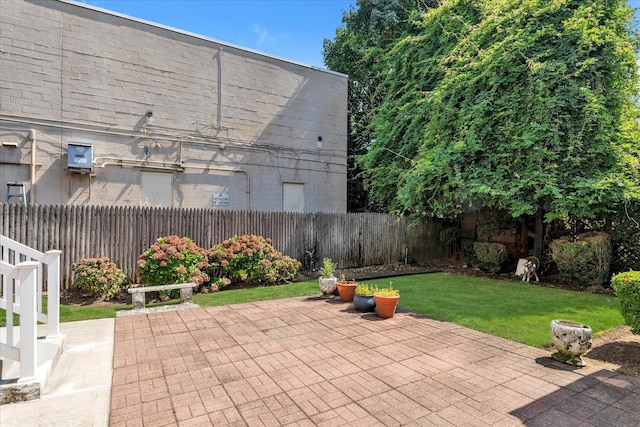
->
[0,318,114,427]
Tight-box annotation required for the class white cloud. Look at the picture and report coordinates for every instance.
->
[252,24,276,46]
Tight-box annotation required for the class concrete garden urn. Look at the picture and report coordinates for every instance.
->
[318,277,338,298]
[550,319,592,367]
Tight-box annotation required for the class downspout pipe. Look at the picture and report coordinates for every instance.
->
[28,129,36,205]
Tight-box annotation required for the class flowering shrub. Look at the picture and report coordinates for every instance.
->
[71,257,128,301]
[137,236,209,296]
[202,277,231,293]
[207,234,301,286]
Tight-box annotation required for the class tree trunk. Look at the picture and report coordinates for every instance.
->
[518,218,529,258]
[533,208,544,260]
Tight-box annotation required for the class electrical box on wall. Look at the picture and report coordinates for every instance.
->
[212,193,230,206]
[67,142,93,173]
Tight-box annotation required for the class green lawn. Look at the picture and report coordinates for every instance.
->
[2,273,623,348]
[361,273,623,348]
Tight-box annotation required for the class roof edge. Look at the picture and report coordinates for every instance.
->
[57,0,348,78]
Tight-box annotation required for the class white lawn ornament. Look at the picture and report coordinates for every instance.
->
[522,257,540,283]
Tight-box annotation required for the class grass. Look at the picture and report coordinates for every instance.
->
[1,273,623,348]
[193,281,320,306]
[0,281,320,325]
[361,273,623,348]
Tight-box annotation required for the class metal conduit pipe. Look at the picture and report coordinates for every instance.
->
[1,115,345,162]
[92,157,183,171]
[92,157,251,209]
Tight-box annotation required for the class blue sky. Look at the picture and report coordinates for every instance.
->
[80,0,356,69]
[80,0,640,70]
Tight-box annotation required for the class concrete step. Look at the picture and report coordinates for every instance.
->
[0,324,64,404]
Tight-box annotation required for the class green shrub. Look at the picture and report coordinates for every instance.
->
[473,242,507,273]
[137,236,209,297]
[463,241,478,265]
[549,232,612,286]
[439,227,459,245]
[272,256,301,283]
[207,235,301,286]
[71,257,128,301]
[611,271,640,334]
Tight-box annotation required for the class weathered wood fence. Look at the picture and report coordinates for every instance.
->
[0,203,449,289]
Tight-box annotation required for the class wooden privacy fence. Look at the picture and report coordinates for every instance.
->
[0,203,449,289]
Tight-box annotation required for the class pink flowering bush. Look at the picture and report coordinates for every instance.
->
[137,236,209,296]
[202,277,231,293]
[71,257,128,301]
[207,235,301,286]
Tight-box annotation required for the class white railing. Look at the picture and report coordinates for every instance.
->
[0,235,61,382]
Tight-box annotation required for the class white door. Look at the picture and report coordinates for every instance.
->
[283,183,304,212]
[141,172,172,207]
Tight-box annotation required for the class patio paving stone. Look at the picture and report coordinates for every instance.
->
[109,296,640,426]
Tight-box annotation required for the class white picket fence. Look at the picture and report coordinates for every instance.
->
[0,235,61,382]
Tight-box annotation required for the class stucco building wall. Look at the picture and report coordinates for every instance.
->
[0,0,347,212]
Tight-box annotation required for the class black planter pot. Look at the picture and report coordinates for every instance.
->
[353,294,376,312]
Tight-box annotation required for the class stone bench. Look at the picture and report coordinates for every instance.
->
[128,282,197,310]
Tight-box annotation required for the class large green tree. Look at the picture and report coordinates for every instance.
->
[362,0,640,256]
[323,0,436,211]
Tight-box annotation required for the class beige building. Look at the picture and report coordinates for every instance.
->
[0,0,347,212]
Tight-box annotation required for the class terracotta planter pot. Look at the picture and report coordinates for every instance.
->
[374,295,399,318]
[336,281,357,302]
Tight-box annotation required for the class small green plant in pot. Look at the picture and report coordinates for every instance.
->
[373,282,400,318]
[353,283,376,312]
[318,258,338,297]
[319,258,337,278]
[355,283,375,296]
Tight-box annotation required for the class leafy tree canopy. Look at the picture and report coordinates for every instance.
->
[361,0,640,222]
[323,0,437,211]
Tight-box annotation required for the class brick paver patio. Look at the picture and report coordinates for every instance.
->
[109,297,640,426]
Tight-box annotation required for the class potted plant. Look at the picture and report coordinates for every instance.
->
[318,258,338,297]
[336,273,358,302]
[353,283,376,312]
[373,282,400,318]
